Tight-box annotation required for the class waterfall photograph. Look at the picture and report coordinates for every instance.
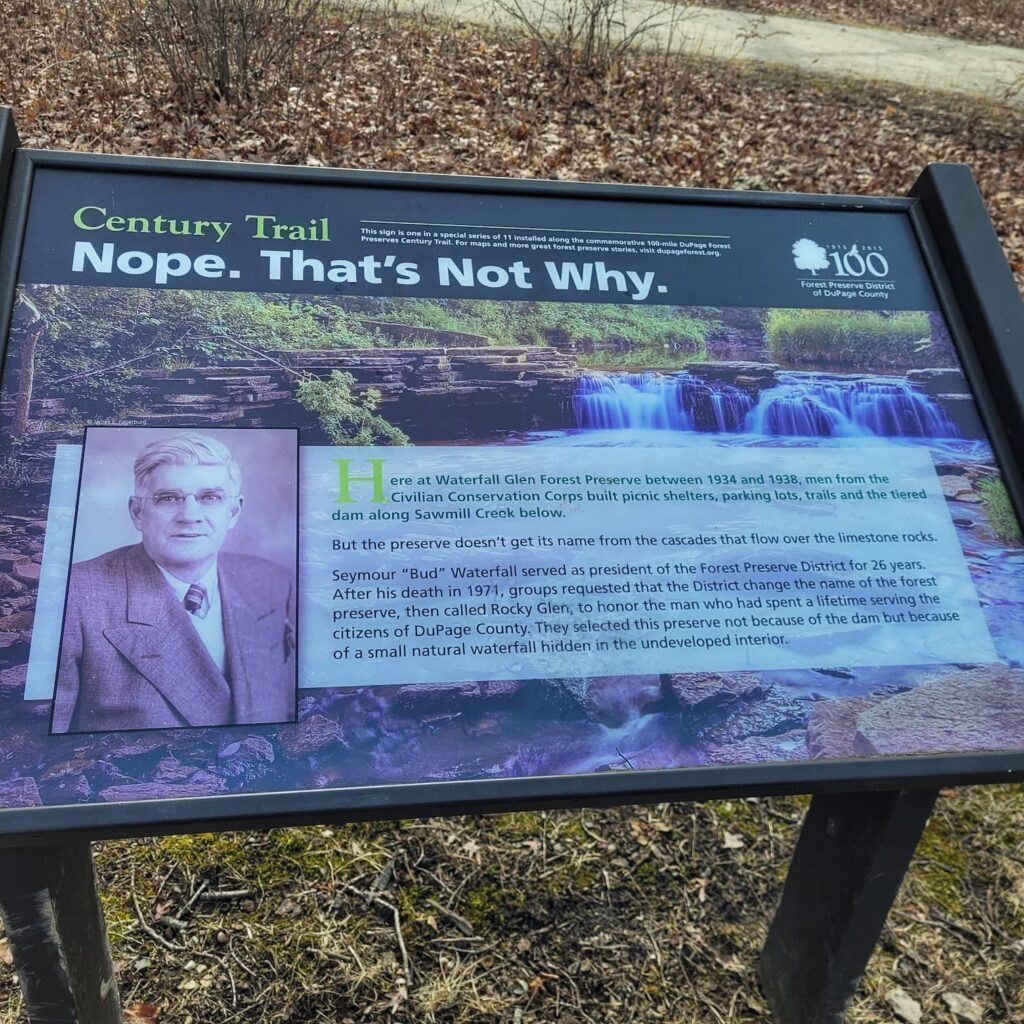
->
[0,285,1022,804]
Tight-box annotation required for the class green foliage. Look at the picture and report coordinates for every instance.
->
[978,478,1023,544]
[516,301,709,360]
[0,455,34,490]
[15,286,183,416]
[294,370,409,446]
[345,297,710,363]
[16,284,715,422]
[578,346,699,368]
[765,309,932,368]
[366,298,517,344]
[203,292,371,350]
[15,286,378,417]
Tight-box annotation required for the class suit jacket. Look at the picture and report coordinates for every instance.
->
[52,543,296,734]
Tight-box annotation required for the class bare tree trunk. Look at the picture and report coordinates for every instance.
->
[12,326,41,438]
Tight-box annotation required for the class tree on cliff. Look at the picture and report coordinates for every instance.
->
[7,285,169,435]
[10,292,43,438]
[5,286,369,433]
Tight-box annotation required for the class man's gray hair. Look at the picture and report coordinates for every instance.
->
[133,432,242,495]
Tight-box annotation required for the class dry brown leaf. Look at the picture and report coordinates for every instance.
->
[124,1006,161,1023]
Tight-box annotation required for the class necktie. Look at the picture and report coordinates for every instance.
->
[183,582,207,617]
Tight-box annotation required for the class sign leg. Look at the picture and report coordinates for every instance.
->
[0,842,121,1024]
[759,788,937,1024]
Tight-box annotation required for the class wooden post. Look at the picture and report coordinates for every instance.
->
[0,843,121,1024]
[759,788,937,1024]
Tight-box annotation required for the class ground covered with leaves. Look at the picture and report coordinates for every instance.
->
[3,1,1024,1021]
[3,0,1024,288]
[695,0,1024,50]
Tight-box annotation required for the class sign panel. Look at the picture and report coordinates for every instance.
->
[0,156,1022,833]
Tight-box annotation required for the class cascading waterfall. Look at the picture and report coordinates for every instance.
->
[574,373,694,431]
[574,372,754,433]
[747,372,958,438]
[574,370,958,438]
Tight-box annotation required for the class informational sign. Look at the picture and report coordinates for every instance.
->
[1,150,1022,834]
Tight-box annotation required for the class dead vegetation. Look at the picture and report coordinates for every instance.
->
[2,0,1022,286]
[3,792,1023,1022]
[491,0,698,94]
[122,0,364,107]
[2,1,1024,1020]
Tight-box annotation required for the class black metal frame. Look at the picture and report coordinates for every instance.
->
[1,118,1023,847]
[760,787,939,1024]
[0,842,121,1023]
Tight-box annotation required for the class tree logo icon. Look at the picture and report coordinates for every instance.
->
[792,238,830,276]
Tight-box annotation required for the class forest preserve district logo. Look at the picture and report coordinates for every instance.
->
[791,238,891,279]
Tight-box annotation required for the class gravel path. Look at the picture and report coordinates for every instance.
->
[396,0,1024,105]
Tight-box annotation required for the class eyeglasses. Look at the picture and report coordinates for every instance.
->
[134,490,236,512]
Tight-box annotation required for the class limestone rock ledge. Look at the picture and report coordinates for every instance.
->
[807,665,1024,759]
[5,346,581,442]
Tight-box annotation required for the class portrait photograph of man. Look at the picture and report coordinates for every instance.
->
[52,427,298,734]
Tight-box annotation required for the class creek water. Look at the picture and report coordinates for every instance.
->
[343,369,1024,782]
[524,367,1023,689]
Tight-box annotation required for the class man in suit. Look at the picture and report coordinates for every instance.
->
[52,431,296,734]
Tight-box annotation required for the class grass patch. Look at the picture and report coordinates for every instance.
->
[528,303,710,361]
[67,794,1024,1023]
[913,819,970,916]
[460,880,529,930]
[978,478,1023,544]
[159,828,336,882]
[577,347,704,368]
[765,308,933,369]
[0,455,34,490]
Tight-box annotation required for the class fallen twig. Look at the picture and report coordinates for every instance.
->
[343,884,413,985]
[131,889,181,952]
[427,897,475,936]
[180,878,210,916]
[201,888,255,902]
